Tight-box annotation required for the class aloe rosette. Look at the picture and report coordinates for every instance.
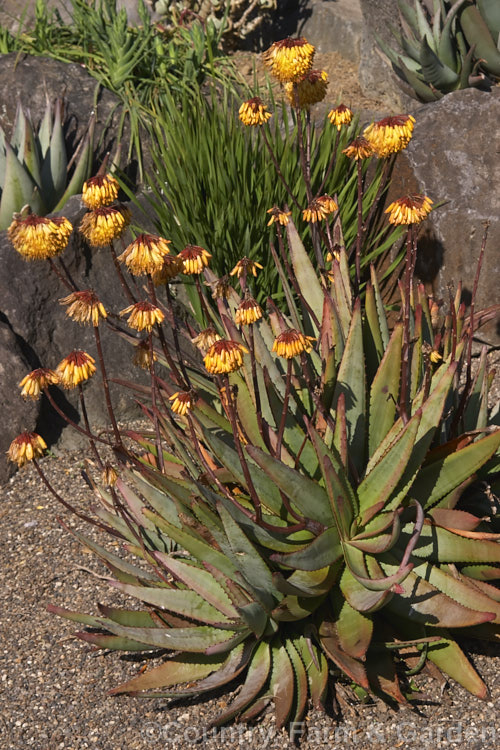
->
[377,0,500,101]
[0,97,94,229]
[48,212,500,728]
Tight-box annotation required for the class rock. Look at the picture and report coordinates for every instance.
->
[0,321,40,484]
[296,0,364,63]
[0,53,128,170]
[392,87,500,345]
[358,0,415,111]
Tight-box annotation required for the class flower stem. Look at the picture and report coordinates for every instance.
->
[108,242,136,304]
[43,387,112,446]
[93,324,122,446]
[399,225,416,424]
[48,258,76,292]
[32,458,123,538]
[317,128,341,197]
[148,330,164,474]
[354,159,363,295]
[276,359,293,461]
[78,383,104,468]
[260,127,301,211]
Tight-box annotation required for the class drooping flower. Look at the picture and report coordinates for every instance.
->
[191,327,222,351]
[152,254,184,285]
[230,257,263,279]
[132,339,157,369]
[385,194,433,225]
[56,350,97,389]
[19,368,59,400]
[82,174,119,209]
[79,205,131,247]
[178,245,212,275]
[430,349,443,364]
[235,297,263,326]
[328,104,353,131]
[208,275,232,300]
[267,206,292,226]
[59,290,107,326]
[7,432,47,467]
[204,339,249,375]
[169,391,193,416]
[302,194,338,223]
[101,464,118,487]
[263,37,315,83]
[364,115,415,158]
[342,136,374,161]
[118,234,171,276]
[285,69,328,109]
[272,329,315,359]
[120,301,165,332]
[7,214,73,260]
[238,98,272,127]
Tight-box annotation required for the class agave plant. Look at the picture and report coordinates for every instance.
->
[0,96,94,229]
[46,208,500,728]
[377,0,500,101]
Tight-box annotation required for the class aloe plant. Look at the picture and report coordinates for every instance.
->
[44,212,500,724]
[0,97,94,229]
[377,0,500,101]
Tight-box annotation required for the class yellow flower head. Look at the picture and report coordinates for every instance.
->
[120,300,165,332]
[272,329,315,359]
[204,339,249,375]
[385,194,433,225]
[263,37,315,83]
[79,205,131,247]
[343,136,374,161]
[7,432,47,467]
[118,233,171,276]
[82,173,120,209]
[302,194,338,223]
[8,214,73,260]
[364,114,415,158]
[56,350,96,389]
[267,206,292,226]
[19,368,59,400]
[59,290,107,326]
[328,104,353,131]
[191,327,222,351]
[230,257,263,279]
[132,339,157,369]
[178,245,212,275]
[152,254,184,285]
[285,69,328,109]
[238,97,272,127]
[235,297,263,326]
[169,391,193,416]
[430,349,443,364]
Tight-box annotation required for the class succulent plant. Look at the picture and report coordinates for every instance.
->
[0,97,94,230]
[46,212,500,726]
[152,0,277,47]
[377,0,500,101]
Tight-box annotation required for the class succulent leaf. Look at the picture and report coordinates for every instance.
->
[460,0,500,75]
[426,631,489,698]
[420,35,461,89]
[108,651,227,695]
